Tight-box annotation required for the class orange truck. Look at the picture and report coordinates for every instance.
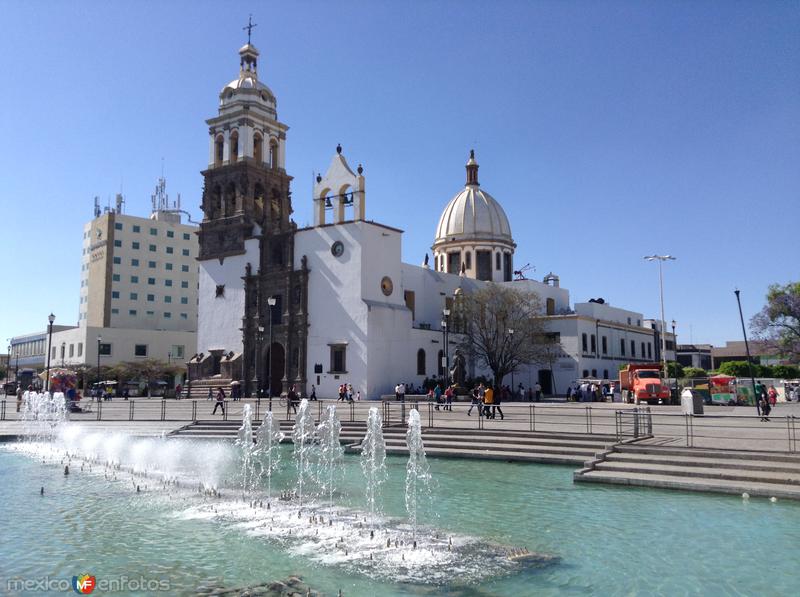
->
[619,363,670,404]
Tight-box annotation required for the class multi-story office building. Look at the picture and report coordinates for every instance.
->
[11,181,198,379]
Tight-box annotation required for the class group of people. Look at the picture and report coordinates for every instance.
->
[427,384,455,411]
[566,381,610,402]
[338,383,360,402]
[756,383,780,422]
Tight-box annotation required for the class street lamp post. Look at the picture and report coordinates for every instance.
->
[671,319,677,399]
[254,325,264,399]
[734,290,760,416]
[267,296,277,410]
[508,328,515,397]
[96,335,102,391]
[442,308,450,389]
[644,255,675,387]
[45,313,55,392]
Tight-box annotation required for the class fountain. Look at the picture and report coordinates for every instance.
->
[254,410,284,501]
[316,405,344,513]
[292,398,315,508]
[235,403,256,492]
[360,406,387,528]
[405,408,433,542]
[20,391,68,442]
[4,397,559,590]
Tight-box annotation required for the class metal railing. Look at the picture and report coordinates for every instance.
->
[615,408,653,441]
[1,399,796,453]
[643,412,798,453]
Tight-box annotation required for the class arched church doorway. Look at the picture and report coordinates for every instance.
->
[265,343,285,397]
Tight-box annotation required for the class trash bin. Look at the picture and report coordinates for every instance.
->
[681,389,704,415]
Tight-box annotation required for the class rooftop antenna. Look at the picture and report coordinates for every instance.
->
[93,196,101,218]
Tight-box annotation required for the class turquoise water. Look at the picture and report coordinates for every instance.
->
[1,442,798,596]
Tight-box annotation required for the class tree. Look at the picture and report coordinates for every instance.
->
[718,361,771,378]
[771,364,800,379]
[667,361,684,379]
[123,359,180,396]
[456,283,547,387]
[683,367,707,378]
[750,282,800,363]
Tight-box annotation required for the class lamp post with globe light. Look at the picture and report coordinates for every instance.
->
[643,255,675,388]
[267,296,277,410]
[45,313,55,392]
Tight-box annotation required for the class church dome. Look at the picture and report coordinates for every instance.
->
[434,151,513,245]
[218,43,277,112]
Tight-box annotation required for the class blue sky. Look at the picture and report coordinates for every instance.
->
[1,0,798,350]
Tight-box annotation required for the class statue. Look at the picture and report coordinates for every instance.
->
[449,350,466,387]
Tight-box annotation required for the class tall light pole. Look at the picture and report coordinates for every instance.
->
[267,296,277,410]
[6,343,10,383]
[96,335,102,390]
[508,328,515,397]
[644,255,675,385]
[254,325,264,398]
[45,313,55,392]
[442,308,450,390]
[734,290,760,416]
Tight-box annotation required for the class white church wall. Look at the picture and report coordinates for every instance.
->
[197,236,259,354]
[296,222,368,399]
[501,278,570,313]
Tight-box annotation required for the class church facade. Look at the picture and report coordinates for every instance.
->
[191,41,659,399]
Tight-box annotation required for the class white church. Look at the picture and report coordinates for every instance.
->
[190,40,659,399]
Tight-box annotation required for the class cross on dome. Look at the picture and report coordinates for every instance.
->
[243,15,258,45]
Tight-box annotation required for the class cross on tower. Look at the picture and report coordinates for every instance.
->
[243,14,257,44]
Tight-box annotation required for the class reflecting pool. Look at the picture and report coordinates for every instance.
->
[1,433,798,596]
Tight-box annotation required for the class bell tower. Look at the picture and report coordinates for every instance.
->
[197,32,309,398]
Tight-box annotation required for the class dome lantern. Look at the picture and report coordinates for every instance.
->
[432,151,516,283]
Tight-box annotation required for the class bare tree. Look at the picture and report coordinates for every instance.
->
[456,283,547,386]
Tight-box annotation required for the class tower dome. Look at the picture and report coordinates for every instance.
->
[218,43,277,118]
[432,151,515,282]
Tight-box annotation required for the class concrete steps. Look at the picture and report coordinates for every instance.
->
[169,421,613,464]
[575,444,800,500]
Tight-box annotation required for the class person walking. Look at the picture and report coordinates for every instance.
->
[483,385,494,418]
[207,387,213,401]
[16,385,23,412]
[399,382,406,403]
[534,382,542,402]
[444,385,454,411]
[212,387,226,415]
[433,384,442,410]
[175,383,182,400]
[759,395,771,422]
[347,383,354,402]
[467,385,481,416]
[492,386,504,420]
[395,383,401,401]
[768,385,778,407]
[287,385,298,414]
[310,385,317,401]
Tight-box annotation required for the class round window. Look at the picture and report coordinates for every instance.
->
[381,276,394,296]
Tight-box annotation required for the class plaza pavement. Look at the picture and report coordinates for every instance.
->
[1,397,797,454]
